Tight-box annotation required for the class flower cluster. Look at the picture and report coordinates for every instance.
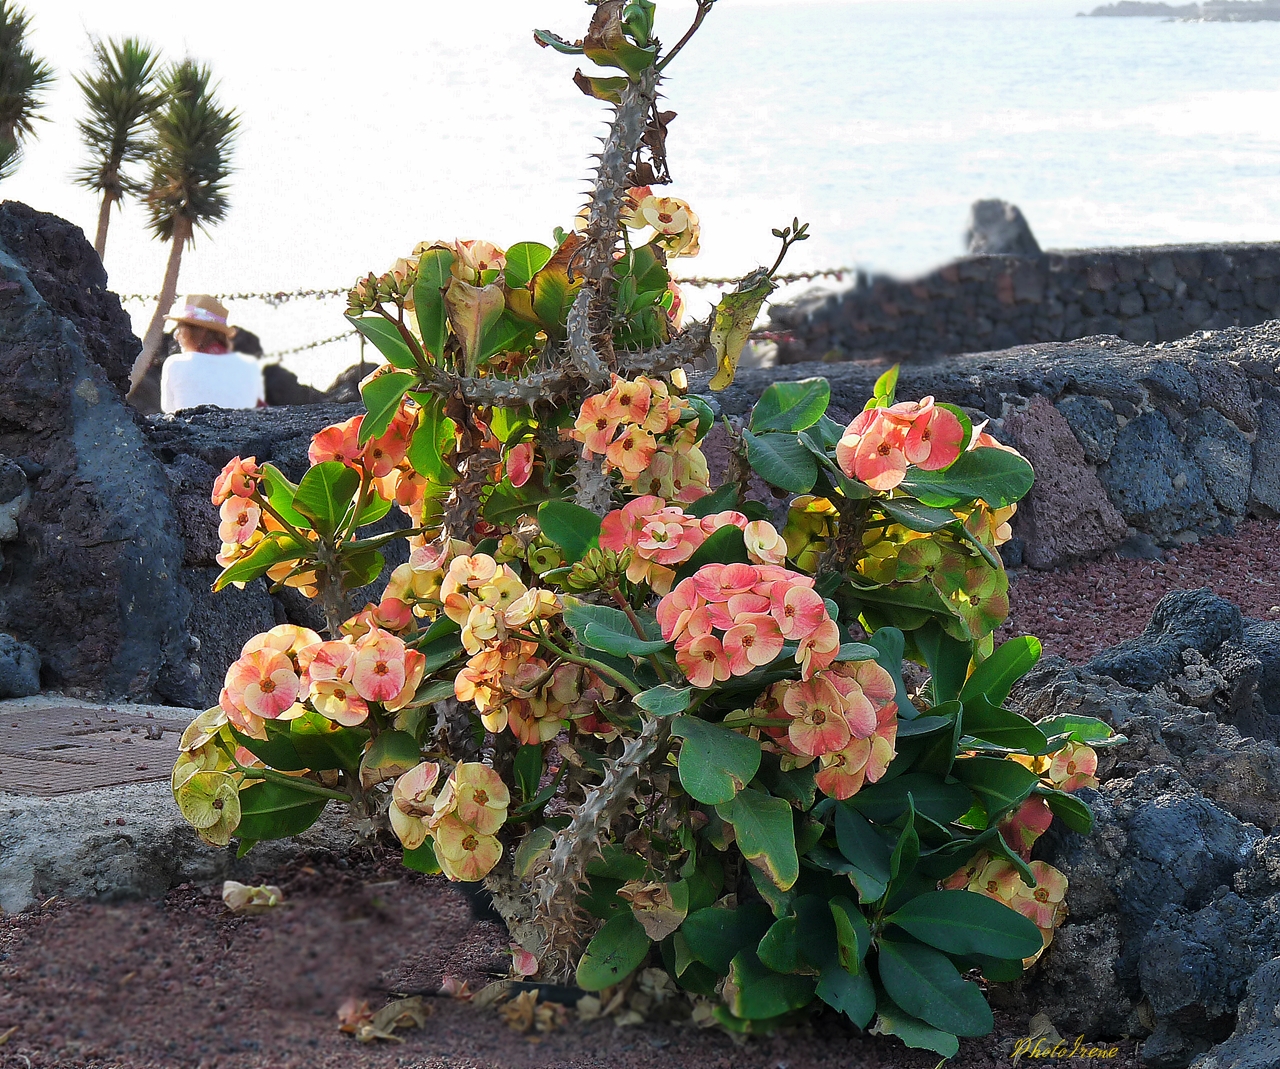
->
[748,660,899,800]
[622,187,700,258]
[658,563,840,686]
[389,761,511,881]
[218,623,424,737]
[1011,741,1099,794]
[600,496,786,595]
[944,852,1069,962]
[570,376,710,502]
[836,397,966,491]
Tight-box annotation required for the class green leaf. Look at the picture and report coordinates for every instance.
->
[671,715,761,805]
[406,393,455,482]
[347,315,417,369]
[686,482,739,518]
[757,915,803,973]
[708,278,776,391]
[915,620,972,705]
[876,936,994,1037]
[680,902,773,975]
[533,27,585,54]
[358,729,421,786]
[866,626,920,719]
[634,684,692,717]
[235,780,327,842]
[229,721,307,772]
[358,371,412,442]
[836,642,881,663]
[587,844,649,882]
[835,803,893,903]
[353,492,392,529]
[482,480,570,526]
[212,532,307,592]
[412,247,454,358]
[514,744,543,804]
[750,378,831,434]
[514,825,557,879]
[1040,787,1095,835]
[871,997,960,1059]
[293,461,360,537]
[961,635,1043,707]
[899,446,1035,509]
[961,695,1049,753]
[576,912,651,991]
[673,524,750,583]
[538,501,601,564]
[289,711,368,773]
[877,498,961,533]
[829,896,871,972]
[744,429,818,494]
[724,950,816,1019]
[563,602,667,657]
[818,962,876,1027]
[847,773,974,826]
[504,241,553,289]
[1035,713,1115,747]
[715,787,799,891]
[872,365,900,407]
[953,756,1040,822]
[257,463,307,528]
[888,799,920,888]
[888,889,1044,960]
[402,840,441,874]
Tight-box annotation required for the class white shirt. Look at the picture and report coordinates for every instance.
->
[160,350,266,413]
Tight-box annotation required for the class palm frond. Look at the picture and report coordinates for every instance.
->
[73,36,163,199]
[144,58,239,243]
[0,0,54,146]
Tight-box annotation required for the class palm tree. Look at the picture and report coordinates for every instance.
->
[0,0,54,181]
[128,59,238,395]
[73,37,164,259]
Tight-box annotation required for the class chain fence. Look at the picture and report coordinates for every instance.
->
[120,268,848,359]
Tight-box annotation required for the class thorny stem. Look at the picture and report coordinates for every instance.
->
[526,623,642,697]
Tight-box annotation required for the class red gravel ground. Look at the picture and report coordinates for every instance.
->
[1002,518,1280,662]
[0,845,1141,1069]
[6,522,1275,1069]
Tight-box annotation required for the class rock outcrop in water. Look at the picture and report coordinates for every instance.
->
[1088,0,1280,19]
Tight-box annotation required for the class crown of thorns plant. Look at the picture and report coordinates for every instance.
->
[171,2,1118,1052]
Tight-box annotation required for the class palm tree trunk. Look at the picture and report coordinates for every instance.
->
[128,215,191,395]
[93,191,117,261]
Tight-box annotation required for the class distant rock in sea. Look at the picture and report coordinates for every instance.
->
[1086,1,1198,14]
[1086,0,1280,18]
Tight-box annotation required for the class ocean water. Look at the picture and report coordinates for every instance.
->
[10,0,1280,387]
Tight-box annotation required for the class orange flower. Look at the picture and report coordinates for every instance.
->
[308,416,363,468]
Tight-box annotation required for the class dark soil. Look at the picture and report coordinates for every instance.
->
[1003,518,1280,662]
[0,845,1140,1069]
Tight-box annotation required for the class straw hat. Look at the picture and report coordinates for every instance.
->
[165,294,236,337]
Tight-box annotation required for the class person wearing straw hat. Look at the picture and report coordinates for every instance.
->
[159,295,265,414]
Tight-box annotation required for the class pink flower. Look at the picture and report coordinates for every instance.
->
[796,617,841,680]
[362,412,413,478]
[656,577,704,643]
[706,591,771,630]
[770,584,827,640]
[905,405,965,471]
[851,416,909,491]
[304,639,356,684]
[722,613,785,675]
[309,680,370,727]
[351,630,408,703]
[225,648,300,720]
[211,456,261,506]
[309,416,363,468]
[600,495,665,553]
[784,677,851,756]
[675,634,730,689]
[636,509,703,566]
[506,442,535,488]
[573,394,621,457]
[218,498,261,544]
[744,520,787,565]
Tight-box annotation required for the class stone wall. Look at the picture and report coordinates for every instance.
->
[700,319,1280,569]
[771,243,1280,364]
